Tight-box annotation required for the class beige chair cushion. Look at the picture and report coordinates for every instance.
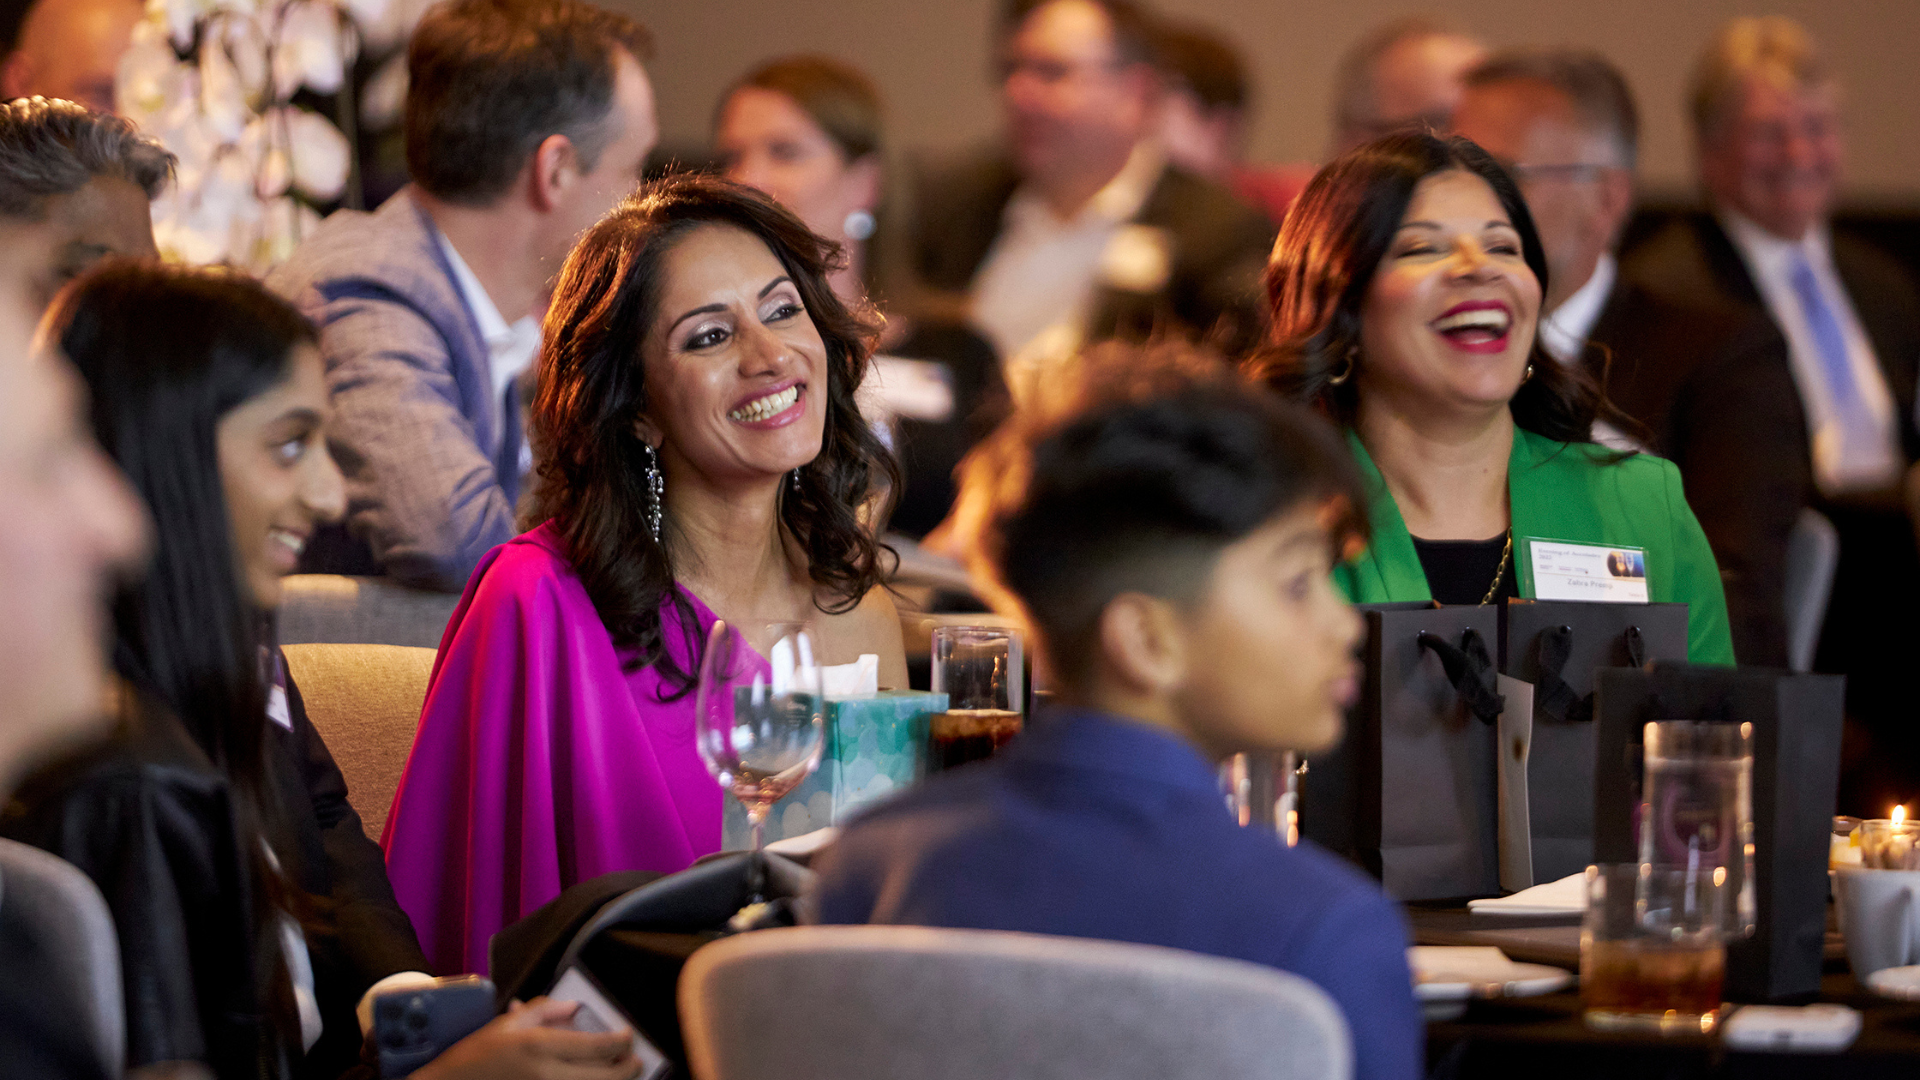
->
[278,574,460,649]
[678,925,1353,1080]
[282,643,437,842]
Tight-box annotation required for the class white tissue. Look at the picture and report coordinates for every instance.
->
[821,654,880,696]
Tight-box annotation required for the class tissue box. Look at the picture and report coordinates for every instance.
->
[724,689,947,847]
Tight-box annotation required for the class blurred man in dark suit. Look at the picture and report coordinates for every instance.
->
[912,0,1273,371]
[1453,49,1799,668]
[1622,17,1920,811]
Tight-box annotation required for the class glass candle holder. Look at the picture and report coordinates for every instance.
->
[1860,817,1920,870]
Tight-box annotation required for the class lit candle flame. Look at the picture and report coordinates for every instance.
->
[1895,805,1908,827]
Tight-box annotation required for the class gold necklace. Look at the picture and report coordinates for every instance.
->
[1480,528,1513,606]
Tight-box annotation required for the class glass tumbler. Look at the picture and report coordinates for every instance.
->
[1582,864,1731,1034]
[1638,720,1756,937]
[928,625,1023,772]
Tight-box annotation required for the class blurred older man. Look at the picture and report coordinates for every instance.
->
[0,96,168,313]
[0,0,143,112]
[1454,49,1800,667]
[1624,17,1920,812]
[913,0,1273,363]
[1330,16,1484,155]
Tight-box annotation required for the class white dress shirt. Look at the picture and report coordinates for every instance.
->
[1540,254,1639,452]
[1540,252,1616,364]
[968,142,1164,362]
[435,230,542,460]
[1721,211,1902,494]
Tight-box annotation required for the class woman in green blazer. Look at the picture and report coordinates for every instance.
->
[1253,133,1734,664]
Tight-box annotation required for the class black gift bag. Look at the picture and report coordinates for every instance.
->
[1302,603,1503,901]
[1592,663,1844,1002]
[1502,601,1689,884]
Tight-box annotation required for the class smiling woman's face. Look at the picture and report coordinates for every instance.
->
[216,343,344,610]
[1357,168,1541,421]
[639,223,828,489]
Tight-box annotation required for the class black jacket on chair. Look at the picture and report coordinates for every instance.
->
[2,656,427,1080]
[911,150,1276,354]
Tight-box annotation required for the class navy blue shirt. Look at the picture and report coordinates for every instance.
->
[814,710,1422,1080]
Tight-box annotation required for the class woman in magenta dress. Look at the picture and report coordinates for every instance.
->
[383,175,909,974]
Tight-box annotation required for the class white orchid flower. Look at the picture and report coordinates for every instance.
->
[284,108,351,201]
[273,0,345,98]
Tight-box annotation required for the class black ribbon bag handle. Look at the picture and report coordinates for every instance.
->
[1417,628,1504,724]
[1534,623,1647,724]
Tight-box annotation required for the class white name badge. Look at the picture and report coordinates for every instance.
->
[1522,538,1649,603]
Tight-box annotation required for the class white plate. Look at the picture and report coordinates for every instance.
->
[1415,963,1574,1002]
[1866,965,1920,1001]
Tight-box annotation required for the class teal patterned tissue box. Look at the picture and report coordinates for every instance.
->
[725,689,946,848]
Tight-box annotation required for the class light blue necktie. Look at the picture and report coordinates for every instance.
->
[1787,250,1876,453]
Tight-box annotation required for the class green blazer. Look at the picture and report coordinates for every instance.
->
[1334,427,1737,665]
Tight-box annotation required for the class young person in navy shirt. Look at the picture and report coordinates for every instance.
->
[813,342,1422,1080]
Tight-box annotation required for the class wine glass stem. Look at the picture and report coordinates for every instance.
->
[745,803,770,904]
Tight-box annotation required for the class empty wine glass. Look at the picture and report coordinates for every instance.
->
[694,620,826,853]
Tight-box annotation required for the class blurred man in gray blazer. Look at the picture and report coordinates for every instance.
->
[270,0,657,590]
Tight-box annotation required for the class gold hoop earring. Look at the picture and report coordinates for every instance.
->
[1328,349,1356,386]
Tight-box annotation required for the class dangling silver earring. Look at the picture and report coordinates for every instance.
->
[843,209,875,241]
[644,443,664,543]
[1524,363,1535,381]
[1328,346,1357,386]
[790,468,802,494]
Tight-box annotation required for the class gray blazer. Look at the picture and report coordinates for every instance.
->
[268,188,522,592]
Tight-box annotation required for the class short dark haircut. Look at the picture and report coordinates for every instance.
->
[404,0,652,205]
[1253,132,1637,446]
[1154,19,1246,112]
[1466,48,1639,169]
[998,0,1161,68]
[0,96,174,219]
[955,341,1366,683]
[528,173,897,695]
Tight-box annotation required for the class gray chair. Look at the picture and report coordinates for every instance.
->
[0,837,124,1076]
[1783,507,1840,673]
[677,925,1352,1080]
[277,574,460,649]
[281,642,437,841]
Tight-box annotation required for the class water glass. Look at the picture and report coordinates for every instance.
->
[1581,864,1730,1034]
[1638,720,1756,937]
[928,625,1023,772]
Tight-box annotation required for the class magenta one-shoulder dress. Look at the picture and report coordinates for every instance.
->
[382,522,727,974]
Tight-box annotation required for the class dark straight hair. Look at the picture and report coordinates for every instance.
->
[44,259,317,1070]
[1253,131,1634,445]
[528,173,898,696]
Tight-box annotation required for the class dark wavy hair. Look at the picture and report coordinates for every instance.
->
[46,260,315,1073]
[528,173,898,695]
[1252,131,1634,445]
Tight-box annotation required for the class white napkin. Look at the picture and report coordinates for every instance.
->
[1467,871,1588,915]
[1407,946,1527,985]
[821,654,879,697]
